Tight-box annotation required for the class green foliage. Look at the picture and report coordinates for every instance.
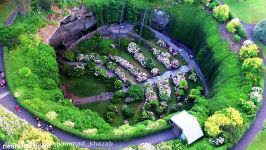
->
[254,19,266,45]
[122,104,134,117]
[134,25,155,40]
[114,80,123,90]
[168,4,244,112]
[128,85,145,102]
[111,90,125,104]
[204,107,243,137]
[233,34,241,43]
[239,44,259,60]
[18,67,32,77]
[63,50,75,61]
[212,5,230,22]
[239,99,256,115]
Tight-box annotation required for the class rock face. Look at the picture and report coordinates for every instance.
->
[151,9,170,30]
[49,6,97,49]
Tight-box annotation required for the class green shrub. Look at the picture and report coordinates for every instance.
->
[233,34,241,43]
[239,44,259,60]
[18,67,32,77]
[128,85,145,102]
[226,18,240,33]
[122,104,134,117]
[114,80,123,90]
[111,90,125,104]
[212,5,230,22]
[254,19,266,45]
[63,50,75,61]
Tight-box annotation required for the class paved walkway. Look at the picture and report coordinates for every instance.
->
[145,66,190,85]
[231,24,266,150]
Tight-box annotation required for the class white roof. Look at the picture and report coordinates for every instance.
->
[170,111,204,144]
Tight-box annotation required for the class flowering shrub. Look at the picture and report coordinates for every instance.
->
[110,55,147,82]
[83,128,98,135]
[74,64,85,76]
[239,99,256,115]
[171,59,179,69]
[134,53,146,67]
[212,5,230,22]
[239,43,259,60]
[144,83,158,102]
[146,119,167,130]
[94,66,108,78]
[188,71,197,82]
[141,110,156,120]
[138,143,156,150]
[128,42,140,54]
[204,107,243,137]
[249,87,263,103]
[0,105,59,149]
[156,39,167,47]
[18,128,54,150]
[151,68,160,76]
[45,111,58,120]
[106,62,118,71]
[114,68,128,83]
[151,48,172,69]
[63,120,75,128]
[226,18,240,33]
[77,53,104,65]
[157,78,171,100]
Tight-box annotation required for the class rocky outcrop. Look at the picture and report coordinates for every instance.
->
[151,9,170,30]
[49,6,97,49]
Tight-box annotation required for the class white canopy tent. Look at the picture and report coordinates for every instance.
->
[169,110,204,145]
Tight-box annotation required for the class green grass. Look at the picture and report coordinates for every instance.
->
[223,0,266,23]
[248,130,266,150]
[65,75,109,97]
[0,0,16,24]
[140,46,168,72]
[79,100,143,127]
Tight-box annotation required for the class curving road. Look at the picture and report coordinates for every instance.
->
[0,42,178,150]
[231,24,266,150]
[0,25,209,149]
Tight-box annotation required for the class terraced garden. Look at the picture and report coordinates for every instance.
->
[0,0,265,150]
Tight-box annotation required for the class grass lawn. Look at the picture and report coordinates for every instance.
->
[65,75,109,97]
[140,46,168,72]
[248,130,266,150]
[79,100,143,127]
[0,0,16,24]
[223,0,266,23]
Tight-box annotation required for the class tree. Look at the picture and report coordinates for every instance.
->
[128,85,144,101]
[254,19,266,45]
[212,5,230,22]
[122,104,134,117]
[17,0,31,15]
[204,107,243,137]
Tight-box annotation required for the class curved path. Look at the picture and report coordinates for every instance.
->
[0,42,177,150]
[231,24,266,150]
[0,26,208,149]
